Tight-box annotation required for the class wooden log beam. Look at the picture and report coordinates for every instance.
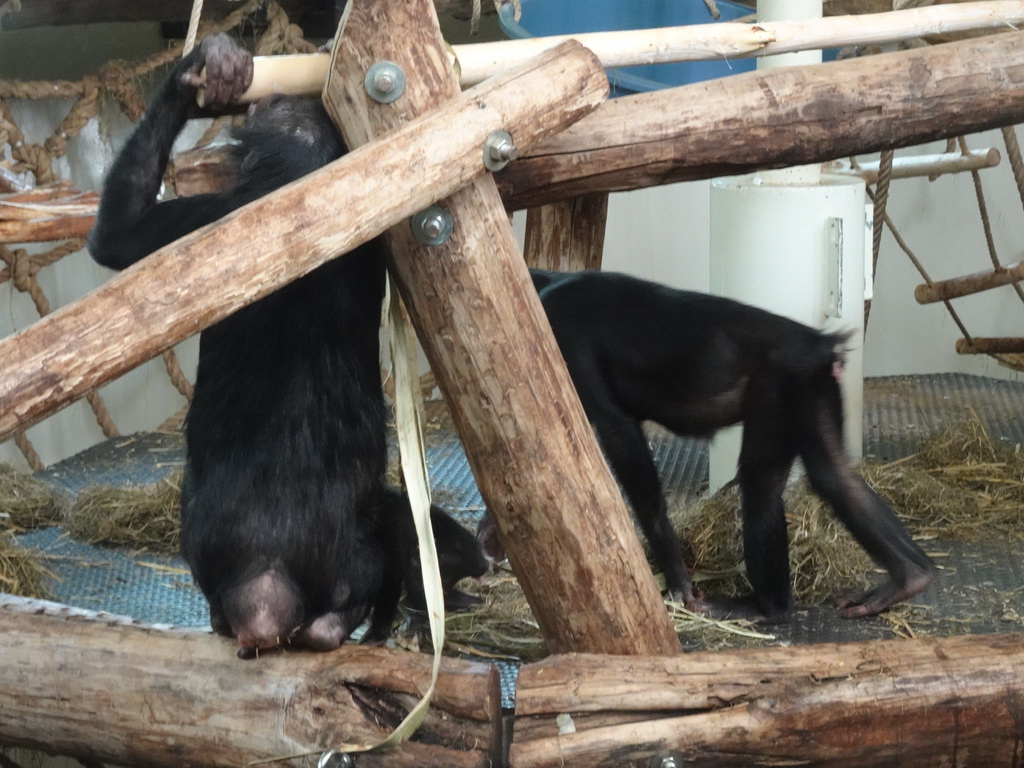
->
[915,259,1024,303]
[496,31,1024,210]
[523,194,608,272]
[956,336,1024,354]
[0,596,500,768]
[225,3,1024,99]
[0,39,607,443]
[511,633,1024,767]
[0,187,98,243]
[324,0,680,656]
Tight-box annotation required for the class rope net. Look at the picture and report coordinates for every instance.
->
[0,1,319,469]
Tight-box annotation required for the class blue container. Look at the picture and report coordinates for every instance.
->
[498,0,758,97]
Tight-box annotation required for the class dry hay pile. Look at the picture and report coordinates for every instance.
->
[65,470,183,552]
[0,463,64,599]
[674,482,874,608]
[446,415,1024,658]
[866,416,1024,540]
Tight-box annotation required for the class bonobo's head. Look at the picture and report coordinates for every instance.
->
[232,95,348,183]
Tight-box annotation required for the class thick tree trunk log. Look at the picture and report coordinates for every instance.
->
[324,0,680,656]
[496,31,1024,209]
[916,260,1024,303]
[0,596,500,768]
[177,33,1024,211]
[523,194,608,272]
[511,633,1024,767]
[0,40,607,443]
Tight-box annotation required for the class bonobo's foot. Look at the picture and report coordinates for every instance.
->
[664,584,707,615]
[837,567,937,619]
[444,588,483,612]
[475,514,506,564]
[702,595,791,624]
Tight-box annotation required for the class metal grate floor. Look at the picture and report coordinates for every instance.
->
[13,373,1024,705]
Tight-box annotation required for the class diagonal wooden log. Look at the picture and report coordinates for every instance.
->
[0,41,608,443]
[510,633,1024,767]
[496,31,1024,210]
[0,596,500,768]
[324,0,680,656]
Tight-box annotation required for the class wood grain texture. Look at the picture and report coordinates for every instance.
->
[0,596,500,767]
[511,633,1024,767]
[325,0,680,656]
[497,31,1024,209]
[0,37,608,443]
[523,194,608,272]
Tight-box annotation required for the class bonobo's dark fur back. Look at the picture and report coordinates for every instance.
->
[229,97,347,195]
[514,267,936,619]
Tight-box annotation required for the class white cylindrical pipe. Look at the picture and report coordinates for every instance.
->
[708,173,866,492]
[756,0,823,185]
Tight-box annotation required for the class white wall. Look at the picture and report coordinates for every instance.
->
[864,131,1024,380]
[594,134,1024,386]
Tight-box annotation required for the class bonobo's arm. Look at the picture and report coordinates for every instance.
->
[87,34,253,270]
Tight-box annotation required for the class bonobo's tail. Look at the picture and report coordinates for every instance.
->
[774,328,855,383]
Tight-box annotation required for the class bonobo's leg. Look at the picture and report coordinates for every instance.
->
[405,507,486,612]
[797,380,937,618]
[732,392,797,621]
[567,353,697,607]
[87,33,252,270]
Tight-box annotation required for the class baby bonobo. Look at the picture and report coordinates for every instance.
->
[478,269,936,622]
[89,34,485,657]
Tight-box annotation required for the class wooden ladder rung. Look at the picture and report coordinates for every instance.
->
[915,260,1024,303]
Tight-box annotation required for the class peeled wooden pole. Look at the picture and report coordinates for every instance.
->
[0,597,500,768]
[824,147,1001,184]
[455,0,1024,85]
[497,30,1024,209]
[511,634,1024,767]
[226,1,1024,98]
[324,0,680,656]
[915,259,1024,304]
[0,40,608,443]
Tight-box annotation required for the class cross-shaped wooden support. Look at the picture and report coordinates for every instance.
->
[324,0,680,656]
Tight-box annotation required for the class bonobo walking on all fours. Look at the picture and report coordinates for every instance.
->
[89,34,484,657]
[478,269,936,622]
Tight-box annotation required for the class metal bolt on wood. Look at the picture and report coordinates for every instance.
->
[483,129,518,171]
[318,750,355,768]
[411,205,453,246]
[364,61,405,103]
